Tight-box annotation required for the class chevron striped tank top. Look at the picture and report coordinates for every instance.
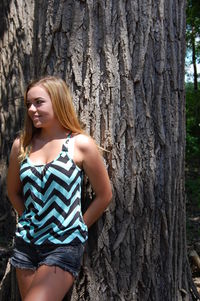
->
[16,135,88,246]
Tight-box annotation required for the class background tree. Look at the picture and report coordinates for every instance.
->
[185,1,200,285]
[185,0,200,172]
[0,0,198,300]
[186,0,200,90]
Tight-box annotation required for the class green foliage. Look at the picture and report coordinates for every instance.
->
[186,83,200,164]
[186,1,200,166]
[186,0,200,35]
[185,1,200,245]
[186,82,200,209]
[186,177,200,207]
[186,0,200,84]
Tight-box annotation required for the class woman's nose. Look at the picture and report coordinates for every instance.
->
[28,103,37,112]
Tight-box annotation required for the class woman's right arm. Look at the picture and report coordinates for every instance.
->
[7,138,25,216]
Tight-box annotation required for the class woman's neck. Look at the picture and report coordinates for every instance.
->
[35,127,71,142]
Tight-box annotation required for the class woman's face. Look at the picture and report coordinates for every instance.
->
[26,85,57,129]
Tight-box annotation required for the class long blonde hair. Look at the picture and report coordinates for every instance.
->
[19,76,84,161]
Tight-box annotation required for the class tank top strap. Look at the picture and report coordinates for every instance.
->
[62,132,72,152]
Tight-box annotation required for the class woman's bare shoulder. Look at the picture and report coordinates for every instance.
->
[74,134,97,152]
[10,137,21,156]
[8,137,21,170]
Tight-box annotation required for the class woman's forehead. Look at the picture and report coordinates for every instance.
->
[27,85,49,99]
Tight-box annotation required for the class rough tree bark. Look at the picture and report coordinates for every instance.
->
[0,0,198,300]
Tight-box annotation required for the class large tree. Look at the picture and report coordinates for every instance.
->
[0,0,198,300]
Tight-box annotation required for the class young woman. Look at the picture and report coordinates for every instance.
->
[7,76,112,301]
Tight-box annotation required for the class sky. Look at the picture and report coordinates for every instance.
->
[185,63,200,82]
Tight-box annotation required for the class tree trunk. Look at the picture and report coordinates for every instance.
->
[0,0,198,300]
[191,26,198,91]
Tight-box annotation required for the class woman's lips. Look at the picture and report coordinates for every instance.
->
[32,115,41,123]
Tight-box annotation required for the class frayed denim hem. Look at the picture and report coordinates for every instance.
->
[38,263,77,278]
[10,259,37,271]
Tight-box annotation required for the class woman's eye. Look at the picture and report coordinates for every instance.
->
[36,99,43,105]
[26,99,44,108]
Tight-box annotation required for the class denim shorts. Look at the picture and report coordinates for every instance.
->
[10,238,85,278]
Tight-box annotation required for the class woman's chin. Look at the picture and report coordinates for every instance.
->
[33,122,42,128]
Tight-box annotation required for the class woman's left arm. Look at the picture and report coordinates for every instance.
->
[75,135,112,228]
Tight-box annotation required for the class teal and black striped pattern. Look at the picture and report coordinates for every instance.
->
[16,138,88,246]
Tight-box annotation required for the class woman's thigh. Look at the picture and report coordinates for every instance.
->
[16,268,36,300]
[24,265,74,301]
